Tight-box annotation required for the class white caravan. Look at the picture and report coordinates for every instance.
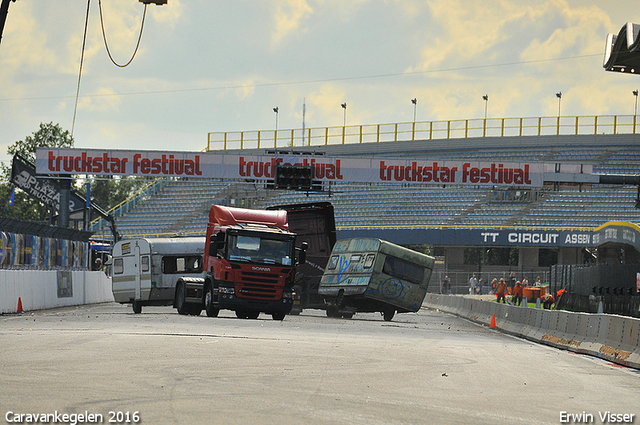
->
[111,237,206,313]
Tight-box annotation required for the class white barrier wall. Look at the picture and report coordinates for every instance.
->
[423,294,640,370]
[0,270,114,314]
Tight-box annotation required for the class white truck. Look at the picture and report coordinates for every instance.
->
[111,237,206,313]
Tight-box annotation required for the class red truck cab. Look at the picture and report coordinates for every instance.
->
[174,205,306,320]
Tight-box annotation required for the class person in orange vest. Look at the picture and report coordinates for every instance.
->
[512,280,523,306]
[496,278,507,303]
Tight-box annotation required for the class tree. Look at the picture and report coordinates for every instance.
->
[1,122,74,221]
[1,122,149,222]
[81,176,148,212]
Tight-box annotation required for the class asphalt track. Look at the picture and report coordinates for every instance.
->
[1,303,638,425]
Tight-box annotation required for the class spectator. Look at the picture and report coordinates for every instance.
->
[535,276,542,285]
[542,293,555,309]
[93,258,103,271]
[496,278,507,303]
[508,271,516,294]
[522,277,529,287]
[490,278,498,295]
[442,275,451,294]
[469,274,478,295]
[477,278,483,295]
[512,280,523,306]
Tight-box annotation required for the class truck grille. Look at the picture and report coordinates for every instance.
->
[237,270,281,300]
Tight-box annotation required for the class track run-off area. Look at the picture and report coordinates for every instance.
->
[1,303,638,425]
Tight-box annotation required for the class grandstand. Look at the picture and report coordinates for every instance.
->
[99,133,640,240]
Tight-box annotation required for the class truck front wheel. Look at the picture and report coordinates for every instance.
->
[204,285,219,318]
[272,313,286,321]
[175,283,189,315]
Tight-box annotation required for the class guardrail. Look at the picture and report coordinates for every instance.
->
[423,294,640,369]
[206,114,639,151]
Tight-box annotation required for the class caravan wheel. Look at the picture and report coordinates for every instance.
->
[132,301,142,314]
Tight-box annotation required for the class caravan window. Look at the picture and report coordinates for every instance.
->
[141,256,150,272]
[114,258,124,275]
[382,256,424,285]
[162,255,203,274]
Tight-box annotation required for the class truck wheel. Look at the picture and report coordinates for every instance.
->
[326,306,340,318]
[341,312,354,319]
[235,310,248,319]
[204,285,219,318]
[132,301,142,314]
[272,313,286,321]
[383,308,395,322]
[175,283,189,315]
[246,311,260,320]
[188,305,202,316]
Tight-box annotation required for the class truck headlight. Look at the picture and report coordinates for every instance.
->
[219,287,235,295]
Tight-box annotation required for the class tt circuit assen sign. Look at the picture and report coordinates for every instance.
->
[36,148,546,187]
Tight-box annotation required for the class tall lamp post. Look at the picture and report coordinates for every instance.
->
[482,94,489,120]
[556,92,562,135]
[411,98,417,122]
[273,107,279,146]
[341,103,347,143]
[482,95,489,136]
[411,98,418,140]
[634,90,639,134]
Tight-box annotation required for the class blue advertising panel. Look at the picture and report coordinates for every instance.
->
[338,226,595,248]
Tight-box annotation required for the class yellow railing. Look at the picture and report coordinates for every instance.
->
[206,114,639,151]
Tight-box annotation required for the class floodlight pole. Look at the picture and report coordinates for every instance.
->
[411,98,417,123]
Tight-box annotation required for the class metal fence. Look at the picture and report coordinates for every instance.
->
[429,266,551,295]
[550,263,640,317]
[207,114,640,151]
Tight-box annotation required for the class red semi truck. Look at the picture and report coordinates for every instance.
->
[174,205,307,320]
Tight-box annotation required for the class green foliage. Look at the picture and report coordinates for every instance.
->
[464,247,519,266]
[81,176,148,211]
[403,244,432,256]
[1,122,74,181]
[0,183,49,221]
[1,122,74,221]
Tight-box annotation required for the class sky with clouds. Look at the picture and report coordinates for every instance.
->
[0,0,636,164]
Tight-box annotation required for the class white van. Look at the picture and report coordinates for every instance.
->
[111,237,206,313]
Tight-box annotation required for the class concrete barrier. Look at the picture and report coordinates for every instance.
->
[0,270,114,314]
[423,294,640,369]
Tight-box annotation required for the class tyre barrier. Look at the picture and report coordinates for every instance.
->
[0,270,114,314]
[423,294,640,370]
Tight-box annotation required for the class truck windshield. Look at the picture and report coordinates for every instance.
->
[227,235,293,266]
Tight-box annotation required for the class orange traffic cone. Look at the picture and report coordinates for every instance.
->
[489,313,496,329]
[16,297,23,314]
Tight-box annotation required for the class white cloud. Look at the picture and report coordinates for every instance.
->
[271,0,313,45]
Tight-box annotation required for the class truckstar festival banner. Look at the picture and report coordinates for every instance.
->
[36,148,546,187]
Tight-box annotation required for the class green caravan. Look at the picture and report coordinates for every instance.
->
[319,238,434,321]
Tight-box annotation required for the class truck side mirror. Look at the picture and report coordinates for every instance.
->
[216,232,225,251]
[298,241,309,265]
[209,232,225,256]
